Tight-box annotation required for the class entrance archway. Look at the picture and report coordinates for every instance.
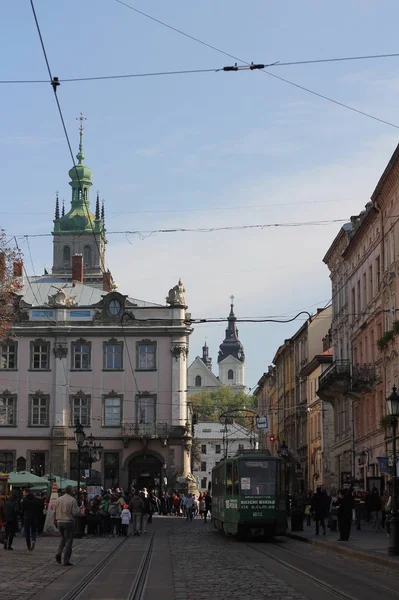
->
[128,453,163,495]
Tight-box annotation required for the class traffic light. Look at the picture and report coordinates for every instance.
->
[269,435,276,442]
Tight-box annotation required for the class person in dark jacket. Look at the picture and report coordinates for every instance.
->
[2,494,19,550]
[204,491,212,523]
[311,487,329,535]
[337,489,354,541]
[21,489,43,550]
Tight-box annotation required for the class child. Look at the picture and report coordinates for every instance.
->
[120,504,131,536]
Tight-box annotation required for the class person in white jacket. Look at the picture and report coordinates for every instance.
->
[120,505,131,536]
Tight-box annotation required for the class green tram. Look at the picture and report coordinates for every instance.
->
[211,450,287,539]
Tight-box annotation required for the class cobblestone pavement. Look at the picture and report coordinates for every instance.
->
[0,532,114,600]
[169,518,306,600]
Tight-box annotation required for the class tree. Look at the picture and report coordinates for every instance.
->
[190,386,258,425]
[0,231,23,340]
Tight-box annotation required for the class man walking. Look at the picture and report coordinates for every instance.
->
[129,491,145,536]
[2,493,19,550]
[337,488,355,541]
[21,489,42,551]
[54,486,81,566]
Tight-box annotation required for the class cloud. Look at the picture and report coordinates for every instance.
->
[108,131,399,376]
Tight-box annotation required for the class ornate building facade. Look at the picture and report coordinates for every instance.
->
[0,127,194,492]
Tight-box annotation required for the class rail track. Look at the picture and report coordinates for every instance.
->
[60,533,155,600]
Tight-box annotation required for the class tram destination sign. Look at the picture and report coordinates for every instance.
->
[240,496,275,509]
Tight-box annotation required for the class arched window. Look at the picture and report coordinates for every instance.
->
[228,369,234,380]
[83,245,92,267]
[63,245,71,267]
[195,375,202,387]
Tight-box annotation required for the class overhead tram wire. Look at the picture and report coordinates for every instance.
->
[29,0,146,398]
[114,0,399,130]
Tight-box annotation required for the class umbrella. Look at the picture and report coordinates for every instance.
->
[8,471,49,487]
[44,475,82,490]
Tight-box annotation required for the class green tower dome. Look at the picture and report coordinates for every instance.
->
[53,122,103,236]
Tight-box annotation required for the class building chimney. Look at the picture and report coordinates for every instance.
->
[13,261,23,278]
[72,255,84,283]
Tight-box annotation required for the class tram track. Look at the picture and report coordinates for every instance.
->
[60,533,155,600]
[245,542,363,600]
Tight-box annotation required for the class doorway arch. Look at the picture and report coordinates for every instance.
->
[126,452,164,495]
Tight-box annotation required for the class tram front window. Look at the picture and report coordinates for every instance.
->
[239,460,276,496]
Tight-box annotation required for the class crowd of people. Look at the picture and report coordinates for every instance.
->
[0,486,212,565]
[290,485,392,541]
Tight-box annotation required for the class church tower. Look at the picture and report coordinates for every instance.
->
[52,115,110,289]
[218,297,245,388]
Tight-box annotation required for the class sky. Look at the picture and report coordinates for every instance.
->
[2,0,399,390]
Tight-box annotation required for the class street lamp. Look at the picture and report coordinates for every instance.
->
[279,441,289,458]
[82,435,103,484]
[74,420,85,506]
[386,385,399,555]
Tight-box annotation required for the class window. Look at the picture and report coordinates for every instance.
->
[215,444,221,454]
[31,341,50,370]
[30,452,45,476]
[201,461,207,472]
[0,451,14,472]
[201,444,207,454]
[201,477,207,489]
[71,393,90,426]
[0,393,16,426]
[363,272,367,307]
[351,287,356,318]
[357,280,361,312]
[104,452,120,489]
[29,394,49,427]
[104,397,122,427]
[104,342,123,370]
[195,375,202,387]
[63,245,71,267]
[136,341,156,370]
[233,460,239,495]
[0,341,17,370]
[72,341,91,370]
[83,245,92,267]
[137,395,156,424]
[369,265,373,301]
[226,462,233,495]
[228,369,234,380]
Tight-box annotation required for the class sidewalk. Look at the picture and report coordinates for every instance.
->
[285,519,399,571]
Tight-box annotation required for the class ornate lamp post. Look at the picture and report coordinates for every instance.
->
[73,420,85,506]
[386,385,399,555]
[83,434,103,484]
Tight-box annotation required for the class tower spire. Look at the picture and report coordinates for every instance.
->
[76,112,87,165]
[55,191,60,220]
[95,192,100,219]
[61,199,65,217]
[218,296,245,364]
[101,201,105,220]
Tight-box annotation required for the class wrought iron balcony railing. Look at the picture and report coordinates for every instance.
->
[351,364,375,390]
[121,422,168,439]
[318,359,351,391]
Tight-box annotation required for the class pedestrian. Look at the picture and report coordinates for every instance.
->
[129,492,145,536]
[199,495,206,519]
[53,486,81,566]
[120,505,131,536]
[185,494,194,522]
[337,488,354,541]
[368,487,382,531]
[204,491,212,523]
[2,493,18,550]
[109,495,122,536]
[311,487,329,536]
[328,490,339,532]
[21,488,42,551]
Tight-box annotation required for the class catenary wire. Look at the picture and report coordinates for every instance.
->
[114,0,399,130]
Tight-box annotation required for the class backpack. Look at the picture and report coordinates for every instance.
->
[109,503,120,517]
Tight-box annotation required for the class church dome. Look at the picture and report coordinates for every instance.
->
[68,163,92,182]
[58,209,96,232]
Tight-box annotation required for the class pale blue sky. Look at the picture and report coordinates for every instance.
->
[2,1,399,389]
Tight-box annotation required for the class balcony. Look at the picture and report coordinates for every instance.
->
[318,360,351,397]
[351,364,376,393]
[121,422,168,439]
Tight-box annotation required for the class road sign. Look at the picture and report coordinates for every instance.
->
[256,415,268,430]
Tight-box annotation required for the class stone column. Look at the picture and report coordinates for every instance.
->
[51,341,68,477]
[171,333,188,428]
